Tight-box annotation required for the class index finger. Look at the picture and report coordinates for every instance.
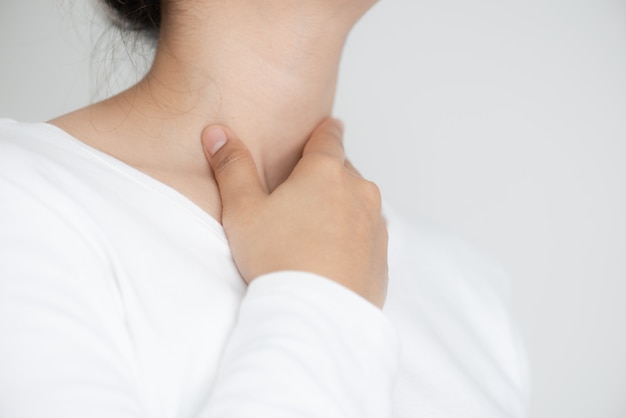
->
[302,118,346,163]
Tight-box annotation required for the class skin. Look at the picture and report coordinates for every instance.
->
[50,0,388,308]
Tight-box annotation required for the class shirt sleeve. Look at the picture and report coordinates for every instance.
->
[200,272,401,418]
[0,176,400,418]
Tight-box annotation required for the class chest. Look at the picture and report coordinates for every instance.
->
[107,220,246,418]
[74,172,245,418]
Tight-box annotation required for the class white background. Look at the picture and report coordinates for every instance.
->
[1,1,625,417]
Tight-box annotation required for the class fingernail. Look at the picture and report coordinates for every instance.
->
[203,126,228,156]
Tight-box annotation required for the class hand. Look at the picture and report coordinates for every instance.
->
[201,118,388,309]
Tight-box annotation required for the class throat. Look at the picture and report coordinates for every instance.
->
[134,6,352,191]
[50,3,362,219]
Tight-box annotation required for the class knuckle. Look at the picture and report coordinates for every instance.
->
[360,180,382,209]
[213,149,251,176]
[306,153,344,177]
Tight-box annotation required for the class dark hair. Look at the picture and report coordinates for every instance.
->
[103,0,162,33]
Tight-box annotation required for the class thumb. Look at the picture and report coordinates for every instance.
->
[202,125,266,214]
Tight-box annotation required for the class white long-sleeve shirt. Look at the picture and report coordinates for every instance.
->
[0,119,530,418]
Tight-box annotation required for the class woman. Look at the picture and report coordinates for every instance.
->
[0,0,529,417]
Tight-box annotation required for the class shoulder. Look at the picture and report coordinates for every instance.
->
[0,118,82,188]
[0,117,82,163]
[0,118,59,157]
[0,119,143,417]
[0,118,110,256]
[0,118,116,210]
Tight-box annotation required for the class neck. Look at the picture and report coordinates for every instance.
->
[105,1,371,191]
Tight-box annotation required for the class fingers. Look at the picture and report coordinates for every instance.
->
[302,118,346,163]
[202,125,267,213]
